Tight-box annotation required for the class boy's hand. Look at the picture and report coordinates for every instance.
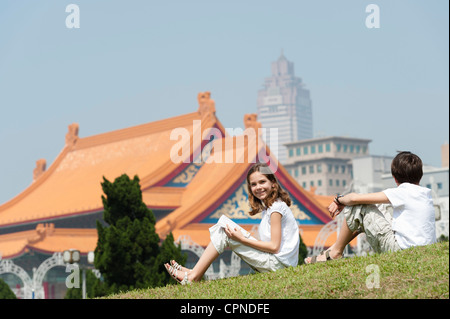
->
[328,201,345,218]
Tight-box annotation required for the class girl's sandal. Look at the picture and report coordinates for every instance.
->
[170,260,191,273]
[164,263,192,285]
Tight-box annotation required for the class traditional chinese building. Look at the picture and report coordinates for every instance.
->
[0,92,337,298]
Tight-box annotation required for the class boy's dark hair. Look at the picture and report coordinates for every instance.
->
[391,151,423,185]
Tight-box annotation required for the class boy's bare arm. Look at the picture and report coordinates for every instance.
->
[339,192,390,206]
[328,192,391,218]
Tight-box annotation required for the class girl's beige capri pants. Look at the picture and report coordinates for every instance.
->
[208,223,286,273]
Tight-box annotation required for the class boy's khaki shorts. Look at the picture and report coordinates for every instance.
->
[343,204,401,253]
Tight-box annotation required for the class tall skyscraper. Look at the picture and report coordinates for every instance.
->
[257,52,313,163]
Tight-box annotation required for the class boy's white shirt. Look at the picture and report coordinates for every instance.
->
[383,182,437,249]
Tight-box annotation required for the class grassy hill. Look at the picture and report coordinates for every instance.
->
[104,241,448,299]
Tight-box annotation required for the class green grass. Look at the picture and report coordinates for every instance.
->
[103,241,449,299]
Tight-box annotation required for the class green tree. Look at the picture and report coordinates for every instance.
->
[298,234,308,265]
[94,174,186,295]
[0,278,16,299]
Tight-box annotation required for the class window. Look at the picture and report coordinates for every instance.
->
[336,143,341,152]
[302,182,307,188]
[329,179,333,186]
[303,146,308,155]
[311,145,316,154]
[309,165,314,174]
[343,180,346,187]
[437,183,443,190]
[341,165,346,173]
[318,180,322,186]
[335,165,339,173]
[343,144,348,152]
[356,145,360,153]
[296,147,301,156]
[302,166,307,175]
[289,149,294,157]
[318,144,323,153]
[310,181,314,187]
[328,164,332,173]
[317,164,322,173]
[336,179,340,186]
[294,168,299,177]
[326,143,331,152]
[350,145,354,153]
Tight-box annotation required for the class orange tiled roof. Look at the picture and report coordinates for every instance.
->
[0,98,224,227]
[0,223,97,259]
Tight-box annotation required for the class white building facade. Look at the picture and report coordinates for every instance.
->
[284,136,371,196]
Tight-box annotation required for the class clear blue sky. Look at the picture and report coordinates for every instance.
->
[0,0,448,205]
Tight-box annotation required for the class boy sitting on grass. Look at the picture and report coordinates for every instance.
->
[305,151,436,264]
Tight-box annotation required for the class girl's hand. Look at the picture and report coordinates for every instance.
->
[225,224,245,242]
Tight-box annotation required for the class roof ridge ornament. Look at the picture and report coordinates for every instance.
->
[243,113,262,136]
[65,123,79,147]
[33,159,47,181]
[197,91,216,119]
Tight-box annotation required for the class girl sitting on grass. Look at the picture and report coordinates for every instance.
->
[164,162,300,285]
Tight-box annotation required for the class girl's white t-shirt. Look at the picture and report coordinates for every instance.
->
[258,199,300,267]
[383,183,436,249]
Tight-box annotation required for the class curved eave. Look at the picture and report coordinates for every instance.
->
[0,227,98,259]
[0,145,72,213]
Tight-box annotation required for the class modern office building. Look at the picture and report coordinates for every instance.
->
[257,53,313,163]
[284,136,371,196]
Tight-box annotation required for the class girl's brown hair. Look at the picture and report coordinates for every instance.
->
[247,163,291,216]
